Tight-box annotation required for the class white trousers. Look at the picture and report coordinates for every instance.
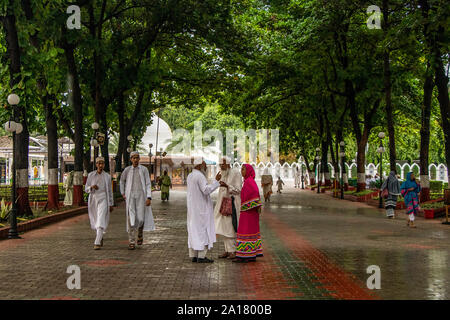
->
[189,247,208,259]
[95,227,104,245]
[128,191,146,228]
[224,237,236,253]
[386,208,395,217]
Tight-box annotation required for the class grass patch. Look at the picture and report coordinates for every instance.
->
[422,201,444,209]
[344,190,375,197]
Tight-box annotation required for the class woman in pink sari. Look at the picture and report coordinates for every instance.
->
[233,164,263,263]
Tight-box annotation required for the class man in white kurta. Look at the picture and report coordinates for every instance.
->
[85,157,114,250]
[294,168,300,188]
[214,157,242,259]
[186,160,223,263]
[120,151,155,250]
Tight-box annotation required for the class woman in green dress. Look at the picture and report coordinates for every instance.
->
[160,170,172,201]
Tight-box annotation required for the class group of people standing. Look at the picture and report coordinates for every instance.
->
[187,157,263,263]
[380,171,422,228]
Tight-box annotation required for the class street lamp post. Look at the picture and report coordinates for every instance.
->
[300,157,305,190]
[90,122,100,171]
[5,94,21,239]
[127,135,133,166]
[339,141,346,200]
[377,132,386,208]
[315,148,321,194]
[160,149,167,178]
[148,143,153,180]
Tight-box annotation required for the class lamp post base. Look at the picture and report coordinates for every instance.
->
[8,231,21,239]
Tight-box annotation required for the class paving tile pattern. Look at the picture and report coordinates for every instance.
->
[0,187,448,300]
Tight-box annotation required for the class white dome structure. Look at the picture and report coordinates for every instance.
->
[141,113,173,153]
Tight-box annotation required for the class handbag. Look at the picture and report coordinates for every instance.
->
[381,188,389,199]
[220,196,233,216]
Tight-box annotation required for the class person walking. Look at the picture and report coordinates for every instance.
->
[120,151,155,250]
[261,168,273,202]
[160,170,172,202]
[85,157,114,250]
[276,176,285,194]
[401,172,421,228]
[380,171,401,219]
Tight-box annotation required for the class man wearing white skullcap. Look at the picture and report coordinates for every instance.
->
[120,151,155,250]
[85,157,114,250]
[186,157,224,263]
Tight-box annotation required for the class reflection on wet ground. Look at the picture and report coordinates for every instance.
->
[261,187,450,300]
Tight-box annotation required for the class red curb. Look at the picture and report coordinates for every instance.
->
[262,209,379,300]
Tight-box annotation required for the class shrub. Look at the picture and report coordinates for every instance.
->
[348,178,357,187]
[430,180,443,193]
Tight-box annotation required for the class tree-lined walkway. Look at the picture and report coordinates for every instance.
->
[0,187,448,300]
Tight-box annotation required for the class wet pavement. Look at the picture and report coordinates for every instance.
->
[0,186,448,300]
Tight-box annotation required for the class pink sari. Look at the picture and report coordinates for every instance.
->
[236,164,263,259]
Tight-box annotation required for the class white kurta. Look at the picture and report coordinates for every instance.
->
[120,165,155,232]
[85,171,113,231]
[186,169,220,250]
[214,168,242,238]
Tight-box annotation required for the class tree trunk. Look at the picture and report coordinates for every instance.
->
[45,96,60,210]
[433,30,450,184]
[115,93,125,174]
[63,41,85,206]
[383,0,397,173]
[321,139,330,186]
[303,153,315,185]
[419,67,434,202]
[2,3,33,216]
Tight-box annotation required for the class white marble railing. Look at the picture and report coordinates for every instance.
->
[222,161,449,183]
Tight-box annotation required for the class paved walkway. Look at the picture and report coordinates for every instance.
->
[0,186,448,300]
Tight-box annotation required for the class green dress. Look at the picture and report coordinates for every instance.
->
[160,175,171,200]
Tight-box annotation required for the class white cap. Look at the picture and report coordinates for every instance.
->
[130,151,139,157]
[220,156,232,164]
[96,157,105,163]
[193,156,204,165]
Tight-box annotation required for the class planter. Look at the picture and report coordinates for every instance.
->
[0,206,88,239]
[421,207,445,219]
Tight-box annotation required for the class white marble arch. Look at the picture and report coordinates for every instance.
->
[437,163,447,182]
[402,163,411,180]
[256,162,265,180]
[266,162,274,176]
[429,163,438,180]
[410,163,420,176]
[282,162,291,180]
[348,162,357,179]
[273,162,282,179]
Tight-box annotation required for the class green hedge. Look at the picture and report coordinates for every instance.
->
[430,180,443,193]
[348,178,357,187]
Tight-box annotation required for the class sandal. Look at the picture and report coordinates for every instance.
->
[227,253,236,259]
[128,243,136,250]
[219,252,229,259]
[94,245,101,250]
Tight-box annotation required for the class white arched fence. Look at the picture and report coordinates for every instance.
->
[224,161,448,183]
